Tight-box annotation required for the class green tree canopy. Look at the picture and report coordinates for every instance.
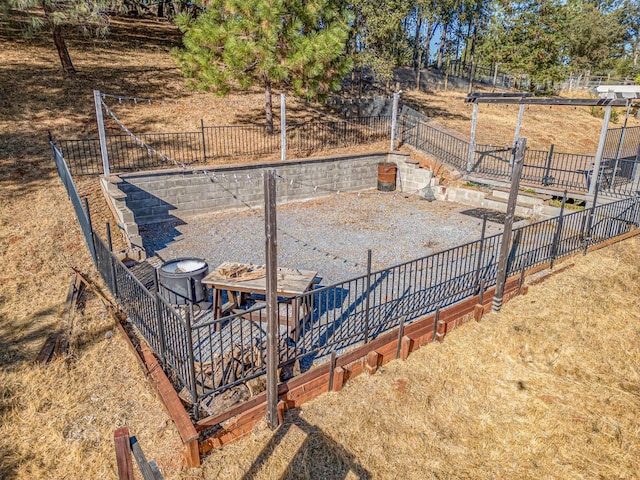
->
[173,0,352,132]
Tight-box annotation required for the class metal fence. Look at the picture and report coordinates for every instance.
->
[54,116,392,176]
[50,141,96,262]
[52,139,640,420]
[400,116,640,197]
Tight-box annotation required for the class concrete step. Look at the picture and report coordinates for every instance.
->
[491,187,552,206]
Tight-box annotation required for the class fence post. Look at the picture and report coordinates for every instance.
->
[587,104,612,205]
[467,102,479,174]
[493,138,526,312]
[200,119,207,164]
[93,90,111,177]
[364,249,372,344]
[185,303,200,421]
[542,144,555,186]
[475,214,487,291]
[390,91,400,151]
[280,94,287,162]
[583,178,601,255]
[550,190,567,269]
[83,197,97,264]
[153,271,167,369]
[105,222,119,297]
[264,170,279,430]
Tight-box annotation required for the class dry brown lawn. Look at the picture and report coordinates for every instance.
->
[1,10,639,480]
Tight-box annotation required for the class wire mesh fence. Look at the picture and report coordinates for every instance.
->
[53,139,640,418]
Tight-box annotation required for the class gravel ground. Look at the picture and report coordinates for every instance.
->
[140,192,504,286]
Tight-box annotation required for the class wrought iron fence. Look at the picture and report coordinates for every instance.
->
[53,139,640,419]
[400,116,640,196]
[50,141,96,262]
[54,116,392,176]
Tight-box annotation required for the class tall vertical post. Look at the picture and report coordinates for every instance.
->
[264,169,279,430]
[93,90,111,178]
[513,104,525,145]
[587,104,612,204]
[492,138,527,313]
[467,102,479,173]
[475,214,487,289]
[390,91,400,151]
[611,101,632,188]
[200,119,207,164]
[364,249,372,344]
[550,190,567,270]
[280,93,287,162]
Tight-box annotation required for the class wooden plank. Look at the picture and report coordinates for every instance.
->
[130,436,157,480]
[35,333,58,365]
[332,367,345,392]
[114,428,134,480]
[587,228,640,253]
[196,270,532,434]
[400,336,412,360]
[111,310,200,468]
[203,262,317,297]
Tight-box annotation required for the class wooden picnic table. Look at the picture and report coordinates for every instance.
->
[201,262,318,341]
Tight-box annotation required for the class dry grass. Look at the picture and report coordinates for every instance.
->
[1,8,639,480]
[197,238,640,479]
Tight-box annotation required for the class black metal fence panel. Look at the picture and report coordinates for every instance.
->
[51,142,96,262]
[55,116,392,176]
[53,139,640,414]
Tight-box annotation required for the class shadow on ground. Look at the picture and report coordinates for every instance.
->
[241,409,371,480]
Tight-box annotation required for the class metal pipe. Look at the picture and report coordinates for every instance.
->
[364,249,372,344]
[550,190,567,269]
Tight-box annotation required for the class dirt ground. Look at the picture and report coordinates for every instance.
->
[1,10,639,480]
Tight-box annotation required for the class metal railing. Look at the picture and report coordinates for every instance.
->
[51,141,96,262]
[400,117,640,196]
[53,139,640,419]
[54,116,392,176]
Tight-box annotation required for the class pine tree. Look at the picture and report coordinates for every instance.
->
[7,0,113,74]
[173,0,352,133]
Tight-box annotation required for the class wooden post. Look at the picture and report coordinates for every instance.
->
[114,428,134,480]
[587,104,612,205]
[493,138,527,312]
[264,169,279,430]
[93,90,111,177]
[390,91,400,150]
[513,104,525,146]
[466,102,478,173]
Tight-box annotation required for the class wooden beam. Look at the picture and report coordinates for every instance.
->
[112,310,200,468]
[114,428,134,480]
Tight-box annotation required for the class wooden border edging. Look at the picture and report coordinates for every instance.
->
[196,274,527,455]
[111,227,640,464]
[112,312,201,468]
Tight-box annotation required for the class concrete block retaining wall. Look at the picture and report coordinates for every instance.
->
[104,151,436,227]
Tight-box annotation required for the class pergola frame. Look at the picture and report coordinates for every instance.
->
[463,92,639,203]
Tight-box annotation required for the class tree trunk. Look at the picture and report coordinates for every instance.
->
[413,13,422,69]
[467,18,478,94]
[43,5,75,74]
[416,47,423,91]
[414,14,423,90]
[436,23,448,70]
[265,77,274,135]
